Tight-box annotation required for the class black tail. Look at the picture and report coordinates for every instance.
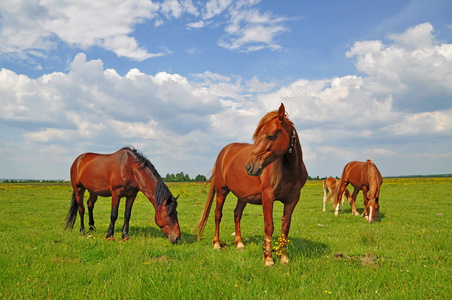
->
[65,191,78,230]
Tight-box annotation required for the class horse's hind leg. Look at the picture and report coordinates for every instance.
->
[213,189,228,249]
[350,188,360,216]
[75,187,86,235]
[87,193,98,231]
[322,187,328,212]
[234,200,247,249]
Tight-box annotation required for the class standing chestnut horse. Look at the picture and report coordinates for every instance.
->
[331,160,383,223]
[195,104,308,266]
[65,147,181,243]
[323,177,351,215]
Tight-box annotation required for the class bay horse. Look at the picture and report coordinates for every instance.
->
[65,147,181,243]
[322,177,351,215]
[195,103,308,266]
[331,160,383,223]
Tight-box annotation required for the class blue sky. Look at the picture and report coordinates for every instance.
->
[1,0,451,180]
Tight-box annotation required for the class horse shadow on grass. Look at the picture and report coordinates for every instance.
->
[127,225,198,244]
[234,235,329,259]
[330,208,386,222]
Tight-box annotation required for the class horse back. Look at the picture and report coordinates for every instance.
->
[342,160,382,192]
[324,177,338,192]
[71,149,135,195]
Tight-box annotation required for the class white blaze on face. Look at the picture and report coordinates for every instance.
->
[369,207,373,223]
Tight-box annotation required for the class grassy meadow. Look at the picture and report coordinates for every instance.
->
[0,178,451,299]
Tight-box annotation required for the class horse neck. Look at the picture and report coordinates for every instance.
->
[135,168,170,209]
[271,130,304,187]
[367,167,382,197]
[285,131,303,171]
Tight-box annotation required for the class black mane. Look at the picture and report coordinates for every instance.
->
[122,146,175,207]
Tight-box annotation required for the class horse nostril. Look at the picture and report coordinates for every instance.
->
[246,164,253,173]
[171,235,181,244]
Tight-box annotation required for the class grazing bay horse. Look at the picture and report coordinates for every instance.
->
[65,147,181,243]
[323,177,351,215]
[195,103,308,266]
[331,160,383,223]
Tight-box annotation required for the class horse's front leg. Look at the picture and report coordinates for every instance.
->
[106,194,121,240]
[234,200,247,249]
[262,193,275,267]
[362,186,369,220]
[121,194,137,241]
[87,193,98,231]
[279,196,299,264]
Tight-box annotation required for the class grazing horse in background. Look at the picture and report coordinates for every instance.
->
[195,103,308,266]
[331,160,383,223]
[65,147,181,243]
[323,177,351,215]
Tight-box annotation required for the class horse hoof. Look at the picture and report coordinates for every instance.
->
[280,255,290,264]
[213,242,224,250]
[121,236,130,242]
[236,242,245,250]
[106,237,116,241]
[264,257,275,267]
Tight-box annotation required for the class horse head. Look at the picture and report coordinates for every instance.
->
[365,198,380,223]
[155,195,181,243]
[245,103,295,176]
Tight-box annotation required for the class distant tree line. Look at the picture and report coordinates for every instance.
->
[0,179,66,183]
[163,172,207,182]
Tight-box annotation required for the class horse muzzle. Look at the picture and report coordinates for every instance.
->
[169,234,181,244]
[245,163,262,176]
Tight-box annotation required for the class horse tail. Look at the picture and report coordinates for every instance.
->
[328,179,342,206]
[65,191,78,230]
[194,171,216,241]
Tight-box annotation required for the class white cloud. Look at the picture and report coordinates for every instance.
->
[219,5,290,51]
[186,21,205,29]
[0,0,163,61]
[346,23,452,112]
[203,0,234,20]
[0,0,294,67]
[383,110,452,136]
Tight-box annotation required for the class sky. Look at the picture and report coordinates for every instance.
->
[1,0,451,180]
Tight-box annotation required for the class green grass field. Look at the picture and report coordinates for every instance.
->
[0,178,451,299]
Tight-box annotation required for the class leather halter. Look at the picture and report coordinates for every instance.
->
[288,130,296,154]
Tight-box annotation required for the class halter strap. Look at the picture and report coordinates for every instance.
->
[288,130,296,154]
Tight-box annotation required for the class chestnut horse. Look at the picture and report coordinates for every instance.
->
[195,104,308,266]
[65,147,181,243]
[323,177,351,215]
[331,160,383,223]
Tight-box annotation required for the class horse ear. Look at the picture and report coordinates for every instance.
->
[278,103,285,121]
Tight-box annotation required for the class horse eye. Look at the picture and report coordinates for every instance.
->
[267,135,276,141]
